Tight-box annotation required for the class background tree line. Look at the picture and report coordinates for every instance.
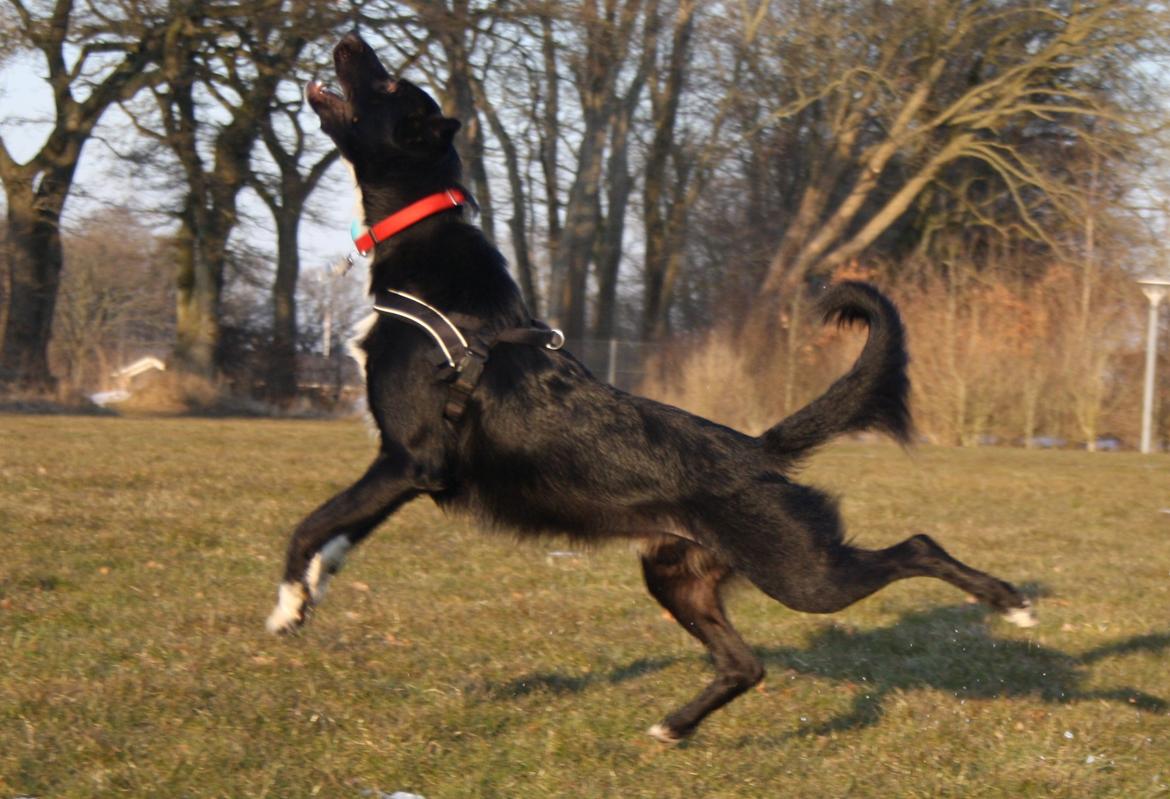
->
[1,0,1168,446]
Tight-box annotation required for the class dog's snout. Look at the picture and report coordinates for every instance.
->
[338,30,364,52]
[333,30,392,89]
[335,30,376,68]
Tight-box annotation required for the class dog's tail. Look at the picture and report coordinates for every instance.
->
[759,281,913,462]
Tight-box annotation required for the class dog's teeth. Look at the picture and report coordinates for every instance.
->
[306,81,343,101]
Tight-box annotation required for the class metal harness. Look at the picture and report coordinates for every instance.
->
[372,289,565,423]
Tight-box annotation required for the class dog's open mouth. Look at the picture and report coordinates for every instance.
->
[306,32,392,129]
[306,79,351,132]
[307,80,345,105]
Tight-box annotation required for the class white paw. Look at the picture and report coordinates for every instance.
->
[1003,599,1038,628]
[266,582,308,634]
[647,723,683,745]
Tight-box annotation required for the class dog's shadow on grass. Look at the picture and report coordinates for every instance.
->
[480,603,1169,740]
[485,656,679,700]
[753,603,1170,738]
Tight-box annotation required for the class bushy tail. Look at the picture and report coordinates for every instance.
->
[760,281,913,461]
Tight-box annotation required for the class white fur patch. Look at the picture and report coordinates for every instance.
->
[347,311,378,377]
[1003,600,1038,628]
[647,723,682,744]
[266,582,308,634]
[305,536,352,602]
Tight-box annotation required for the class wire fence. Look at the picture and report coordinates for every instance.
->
[567,338,655,392]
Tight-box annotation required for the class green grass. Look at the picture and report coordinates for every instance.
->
[1,414,1168,798]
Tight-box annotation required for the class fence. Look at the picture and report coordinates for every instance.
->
[565,338,654,393]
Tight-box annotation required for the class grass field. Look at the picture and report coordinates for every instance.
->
[1,414,1168,798]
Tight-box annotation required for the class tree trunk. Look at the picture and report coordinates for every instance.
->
[555,186,601,341]
[1,188,66,391]
[593,127,633,339]
[268,210,302,404]
[443,49,496,244]
[539,12,563,265]
[172,192,231,379]
[0,0,172,392]
[547,0,646,343]
[639,0,696,340]
[474,78,540,314]
[551,114,608,341]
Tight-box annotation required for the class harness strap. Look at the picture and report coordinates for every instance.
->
[373,290,469,369]
[371,289,564,424]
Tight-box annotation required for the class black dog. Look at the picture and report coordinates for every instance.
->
[268,32,1036,743]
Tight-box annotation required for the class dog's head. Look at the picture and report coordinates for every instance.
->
[307,32,461,180]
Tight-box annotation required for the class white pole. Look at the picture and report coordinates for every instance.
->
[323,276,334,359]
[1138,282,1168,454]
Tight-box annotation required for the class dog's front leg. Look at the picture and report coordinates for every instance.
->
[266,453,421,634]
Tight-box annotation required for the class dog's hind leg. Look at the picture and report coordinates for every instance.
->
[852,534,1037,626]
[746,532,1036,627]
[266,453,421,634]
[640,537,764,743]
[706,485,1036,628]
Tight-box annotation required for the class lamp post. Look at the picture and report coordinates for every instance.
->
[1137,275,1170,454]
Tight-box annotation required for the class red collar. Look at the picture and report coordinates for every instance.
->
[353,188,467,255]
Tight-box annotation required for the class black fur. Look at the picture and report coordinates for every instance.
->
[274,32,1035,741]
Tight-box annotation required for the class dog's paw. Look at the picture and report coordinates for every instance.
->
[266,582,309,635]
[647,723,684,745]
[1002,599,1038,629]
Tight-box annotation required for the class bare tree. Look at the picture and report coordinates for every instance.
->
[52,207,173,392]
[138,0,343,379]
[0,0,173,390]
[652,0,1167,416]
[546,0,650,342]
[638,0,697,339]
[749,0,1164,303]
[250,77,340,405]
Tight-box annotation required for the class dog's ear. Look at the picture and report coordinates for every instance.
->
[429,116,461,150]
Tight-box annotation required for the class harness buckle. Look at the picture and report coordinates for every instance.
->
[545,328,566,350]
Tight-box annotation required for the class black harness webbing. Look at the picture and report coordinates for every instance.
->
[372,289,565,423]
